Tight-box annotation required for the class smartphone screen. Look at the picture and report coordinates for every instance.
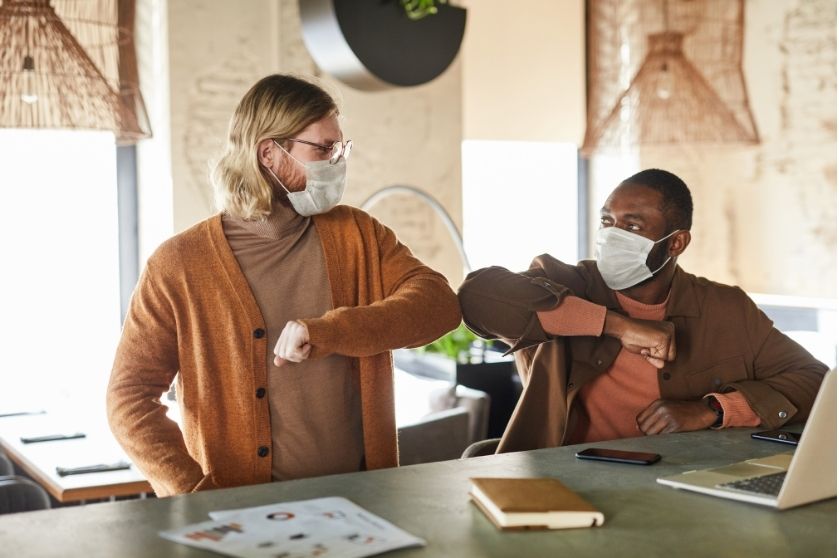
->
[750,430,801,446]
[575,447,661,465]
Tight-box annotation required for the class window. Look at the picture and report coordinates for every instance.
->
[750,293,837,370]
[462,140,579,272]
[0,130,121,419]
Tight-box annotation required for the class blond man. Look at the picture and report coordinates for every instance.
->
[108,75,461,496]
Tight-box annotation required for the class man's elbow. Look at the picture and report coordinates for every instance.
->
[441,288,463,332]
[105,376,154,439]
[456,283,492,338]
[105,380,130,439]
[405,280,462,344]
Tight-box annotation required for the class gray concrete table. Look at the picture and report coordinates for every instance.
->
[0,428,834,557]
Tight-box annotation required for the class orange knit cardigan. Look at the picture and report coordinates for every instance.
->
[107,206,461,496]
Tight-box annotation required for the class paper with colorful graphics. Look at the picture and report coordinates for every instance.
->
[159,496,425,558]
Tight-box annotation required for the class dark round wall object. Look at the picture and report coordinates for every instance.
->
[300,0,467,91]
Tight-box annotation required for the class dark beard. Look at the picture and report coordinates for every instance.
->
[619,233,675,292]
[644,237,671,276]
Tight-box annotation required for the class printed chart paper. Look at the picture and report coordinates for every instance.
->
[160,496,425,558]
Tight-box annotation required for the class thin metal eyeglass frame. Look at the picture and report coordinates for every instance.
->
[283,138,353,164]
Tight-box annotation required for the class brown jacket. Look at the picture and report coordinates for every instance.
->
[107,206,461,496]
[458,255,827,453]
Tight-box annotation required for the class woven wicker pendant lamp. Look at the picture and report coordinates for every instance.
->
[0,0,149,141]
[583,0,759,154]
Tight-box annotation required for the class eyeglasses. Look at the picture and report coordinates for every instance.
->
[284,138,353,164]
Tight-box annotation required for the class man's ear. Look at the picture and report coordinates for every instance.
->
[257,138,276,168]
[670,230,691,257]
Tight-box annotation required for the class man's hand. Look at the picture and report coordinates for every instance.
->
[604,311,676,368]
[636,399,718,435]
[273,321,311,367]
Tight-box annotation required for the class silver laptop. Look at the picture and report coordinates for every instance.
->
[657,368,836,510]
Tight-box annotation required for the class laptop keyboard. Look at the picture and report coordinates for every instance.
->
[718,471,787,496]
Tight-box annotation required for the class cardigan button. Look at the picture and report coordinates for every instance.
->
[778,410,788,419]
[257,446,269,458]
[256,387,266,399]
[662,372,671,380]
[253,328,266,339]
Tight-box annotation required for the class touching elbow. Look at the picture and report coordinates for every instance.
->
[456,286,486,336]
[105,387,123,439]
[443,290,463,331]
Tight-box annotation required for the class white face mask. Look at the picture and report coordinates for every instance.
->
[266,140,346,216]
[595,227,680,290]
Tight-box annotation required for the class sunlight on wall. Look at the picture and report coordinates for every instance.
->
[0,130,121,420]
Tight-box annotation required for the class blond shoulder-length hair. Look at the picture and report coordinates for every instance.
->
[212,74,338,220]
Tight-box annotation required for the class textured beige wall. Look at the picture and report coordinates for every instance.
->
[162,0,464,284]
[153,0,833,297]
[460,0,586,143]
[593,0,836,298]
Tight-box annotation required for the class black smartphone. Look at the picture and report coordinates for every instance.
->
[575,447,661,465]
[750,430,801,446]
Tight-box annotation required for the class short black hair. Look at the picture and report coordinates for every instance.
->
[622,168,693,231]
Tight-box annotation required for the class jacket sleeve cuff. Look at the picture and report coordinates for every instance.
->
[537,296,607,337]
[719,379,798,429]
[706,391,762,429]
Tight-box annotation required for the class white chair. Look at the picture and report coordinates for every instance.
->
[428,384,490,445]
[397,407,471,466]
[394,365,490,446]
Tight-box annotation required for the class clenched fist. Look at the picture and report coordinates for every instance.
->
[604,311,676,368]
[273,321,311,367]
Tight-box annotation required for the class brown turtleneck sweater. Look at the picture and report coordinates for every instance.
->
[222,203,363,480]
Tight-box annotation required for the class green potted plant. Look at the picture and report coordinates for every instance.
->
[401,0,449,20]
[418,323,487,364]
[418,324,521,438]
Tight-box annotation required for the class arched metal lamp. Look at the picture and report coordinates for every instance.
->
[361,185,471,274]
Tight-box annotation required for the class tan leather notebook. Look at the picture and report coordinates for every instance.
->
[469,477,605,530]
